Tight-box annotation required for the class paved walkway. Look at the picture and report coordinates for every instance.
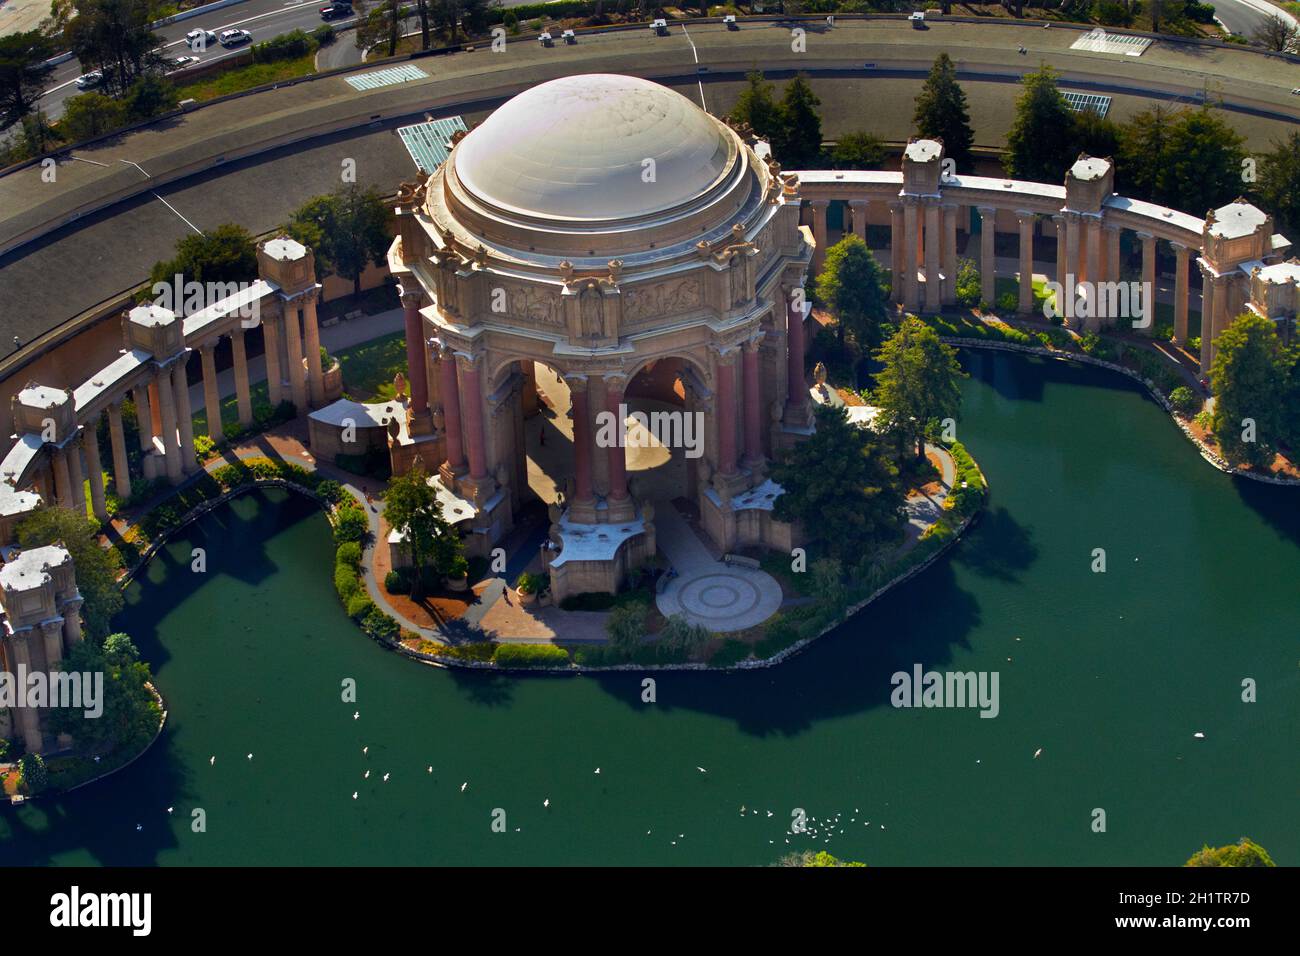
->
[653,502,784,633]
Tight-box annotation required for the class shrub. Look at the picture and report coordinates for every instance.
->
[385,569,411,594]
[193,434,216,461]
[1169,386,1200,415]
[334,564,360,602]
[336,541,362,570]
[516,571,547,595]
[18,753,48,794]
[252,28,317,63]
[314,479,344,504]
[709,638,752,667]
[332,504,368,543]
[658,614,711,654]
[1186,335,1202,352]
[995,291,1019,313]
[755,614,801,658]
[605,602,646,653]
[361,607,399,642]
[954,259,981,307]
[346,593,374,621]
[312,24,336,45]
[493,643,570,668]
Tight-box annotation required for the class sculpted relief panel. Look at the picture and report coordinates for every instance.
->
[623,277,705,325]
[494,281,563,327]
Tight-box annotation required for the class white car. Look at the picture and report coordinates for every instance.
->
[74,71,104,90]
[219,29,252,47]
[170,55,200,70]
[186,29,217,50]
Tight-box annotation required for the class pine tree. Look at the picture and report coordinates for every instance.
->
[872,317,965,462]
[774,73,823,168]
[1209,313,1285,469]
[770,404,906,561]
[913,53,974,172]
[1003,65,1076,183]
[1252,131,1300,243]
[814,235,890,351]
[729,70,782,144]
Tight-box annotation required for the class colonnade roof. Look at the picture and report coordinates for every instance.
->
[72,348,152,416]
[181,279,279,341]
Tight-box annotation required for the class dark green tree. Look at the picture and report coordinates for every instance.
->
[1118,104,1177,205]
[1209,312,1285,469]
[774,73,823,169]
[47,634,161,755]
[382,463,463,599]
[1162,106,1246,216]
[59,91,128,142]
[872,316,965,461]
[1252,132,1300,244]
[814,234,890,351]
[123,71,177,122]
[770,404,906,561]
[288,183,390,298]
[16,506,123,639]
[829,131,886,170]
[1071,107,1120,162]
[148,223,258,292]
[65,0,165,95]
[1003,65,1076,183]
[729,70,783,145]
[913,53,974,172]
[0,30,56,130]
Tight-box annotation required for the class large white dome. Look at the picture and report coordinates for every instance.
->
[452,74,736,223]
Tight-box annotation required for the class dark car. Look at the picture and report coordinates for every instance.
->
[319,2,352,19]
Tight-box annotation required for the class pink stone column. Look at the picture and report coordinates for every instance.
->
[439,346,465,471]
[603,375,628,501]
[785,291,806,413]
[400,288,428,416]
[716,349,738,476]
[742,337,763,465]
[568,375,594,502]
[458,354,487,481]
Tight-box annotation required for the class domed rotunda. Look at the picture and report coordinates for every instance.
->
[387,74,813,601]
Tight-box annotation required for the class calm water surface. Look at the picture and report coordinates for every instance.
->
[2,351,1297,866]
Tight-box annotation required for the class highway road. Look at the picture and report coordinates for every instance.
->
[1213,0,1299,38]
[36,0,548,120]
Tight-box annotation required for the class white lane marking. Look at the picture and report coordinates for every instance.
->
[118,158,203,234]
[679,23,706,112]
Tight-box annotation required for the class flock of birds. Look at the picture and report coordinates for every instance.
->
[134,706,1211,838]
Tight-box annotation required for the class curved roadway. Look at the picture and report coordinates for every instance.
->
[2,16,1298,359]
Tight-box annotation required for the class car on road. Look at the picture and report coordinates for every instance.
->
[74,71,104,90]
[170,55,200,71]
[319,2,353,19]
[219,29,253,47]
[186,29,217,50]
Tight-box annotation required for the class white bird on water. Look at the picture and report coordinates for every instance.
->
[460,782,468,792]
[209,756,215,766]
[594,768,601,774]
[1033,748,1043,758]
[362,746,368,755]
[1194,732,1205,739]
[364,770,370,779]
[166,807,174,815]
[543,798,550,808]
[246,753,253,761]
[383,773,390,782]
[696,766,707,774]
[353,712,359,720]
[352,792,358,800]
[427,766,433,773]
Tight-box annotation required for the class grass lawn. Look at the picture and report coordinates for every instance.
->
[337,331,407,403]
[171,53,318,103]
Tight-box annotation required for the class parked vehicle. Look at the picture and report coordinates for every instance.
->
[219,29,252,47]
[186,29,217,50]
